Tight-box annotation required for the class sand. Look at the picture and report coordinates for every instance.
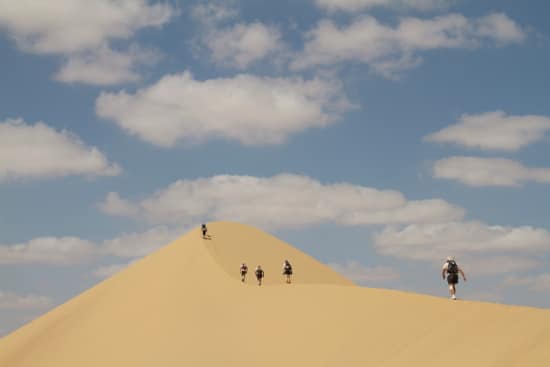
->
[1,221,549,366]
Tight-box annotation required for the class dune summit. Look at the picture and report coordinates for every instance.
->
[1,222,549,366]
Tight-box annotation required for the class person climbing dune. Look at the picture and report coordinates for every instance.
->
[282,259,293,284]
[240,263,248,283]
[201,223,209,239]
[255,265,264,286]
[442,256,466,300]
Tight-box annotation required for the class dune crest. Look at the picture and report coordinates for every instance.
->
[1,222,549,366]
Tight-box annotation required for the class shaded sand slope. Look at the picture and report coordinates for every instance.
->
[1,222,549,366]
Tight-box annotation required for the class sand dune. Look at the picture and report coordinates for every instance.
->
[1,221,549,366]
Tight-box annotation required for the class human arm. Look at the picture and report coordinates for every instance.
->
[459,268,466,281]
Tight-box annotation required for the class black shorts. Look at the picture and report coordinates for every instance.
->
[447,273,459,285]
[284,270,292,275]
[240,271,247,276]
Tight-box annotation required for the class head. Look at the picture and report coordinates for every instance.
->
[446,256,456,262]
[257,265,261,269]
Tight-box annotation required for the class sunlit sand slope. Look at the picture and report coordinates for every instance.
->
[0,222,549,367]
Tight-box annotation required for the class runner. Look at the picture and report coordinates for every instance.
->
[240,263,248,283]
[201,223,208,239]
[442,256,467,300]
[255,265,264,286]
[282,260,293,284]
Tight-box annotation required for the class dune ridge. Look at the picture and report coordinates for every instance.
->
[0,221,549,366]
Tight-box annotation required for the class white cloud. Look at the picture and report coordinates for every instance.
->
[0,0,175,85]
[191,3,238,26]
[0,118,121,181]
[329,261,400,285]
[0,226,185,266]
[192,4,284,68]
[99,192,140,218]
[425,111,550,151]
[96,71,352,147]
[315,0,451,12]
[375,221,550,261]
[99,174,464,229]
[101,226,185,258]
[342,199,466,225]
[433,156,550,187]
[55,44,160,86]
[504,274,550,291]
[203,22,284,69]
[0,0,174,54]
[0,237,97,265]
[0,291,52,310]
[292,13,526,77]
[93,263,131,279]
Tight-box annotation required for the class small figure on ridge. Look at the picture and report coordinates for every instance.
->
[255,265,264,286]
[282,259,293,284]
[201,223,209,239]
[240,263,248,283]
[442,256,466,300]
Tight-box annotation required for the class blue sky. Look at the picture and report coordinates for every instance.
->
[1,0,550,335]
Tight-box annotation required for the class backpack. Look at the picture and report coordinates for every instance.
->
[447,260,458,274]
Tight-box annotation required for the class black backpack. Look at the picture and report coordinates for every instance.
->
[447,260,458,274]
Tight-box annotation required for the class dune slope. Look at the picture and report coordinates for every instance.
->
[0,221,549,366]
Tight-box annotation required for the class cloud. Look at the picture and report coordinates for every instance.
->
[504,273,550,292]
[101,226,185,258]
[0,237,97,265]
[0,118,121,181]
[0,0,174,54]
[0,291,52,310]
[96,71,352,147]
[374,221,550,261]
[99,174,464,229]
[191,3,238,26]
[54,44,160,86]
[99,192,140,218]
[292,13,526,77]
[202,22,285,69]
[329,261,400,285]
[0,0,175,85]
[192,3,284,69]
[0,119,121,181]
[315,0,452,12]
[425,111,550,151]
[0,225,185,265]
[433,156,550,187]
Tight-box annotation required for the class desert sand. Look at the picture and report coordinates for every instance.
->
[1,221,549,366]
